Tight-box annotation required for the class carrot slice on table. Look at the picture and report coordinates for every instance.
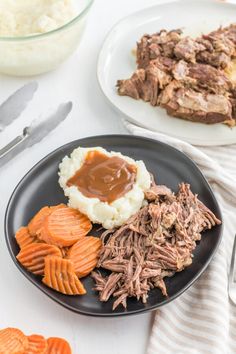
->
[25,335,47,354]
[0,327,28,354]
[39,206,92,247]
[46,337,72,354]
[15,227,37,249]
[16,243,62,275]
[42,256,86,295]
[28,204,66,236]
[67,236,102,278]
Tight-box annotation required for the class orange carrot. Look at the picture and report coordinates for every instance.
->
[15,227,37,249]
[0,327,28,354]
[46,337,72,354]
[42,256,86,295]
[61,247,70,258]
[28,204,66,237]
[39,206,92,247]
[16,243,62,275]
[25,334,47,353]
[28,207,52,236]
[67,236,102,277]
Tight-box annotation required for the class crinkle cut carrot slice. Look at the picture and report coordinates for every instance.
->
[0,327,28,354]
[16,243,62,275]
[28,204,66,237]
[67,236,102,278]
[25,335,47,354]
[46,337,72,354]
[15,227,37,249]
[61,247,70,258]
[42,256,86,295]
[39,206,92,247]
[28,206,51,237]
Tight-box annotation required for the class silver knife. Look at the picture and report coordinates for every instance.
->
[0,82,38,131]
[0,101,72,167]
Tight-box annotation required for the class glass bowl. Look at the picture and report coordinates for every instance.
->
[0,0,94,76]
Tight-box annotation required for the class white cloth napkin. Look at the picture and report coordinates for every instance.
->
[123,120,236,354]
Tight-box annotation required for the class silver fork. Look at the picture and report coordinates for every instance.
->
[229,234,236,304]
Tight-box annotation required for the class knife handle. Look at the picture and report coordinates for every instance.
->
[0,128,29,166]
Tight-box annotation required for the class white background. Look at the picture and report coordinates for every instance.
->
[0,1,162,353]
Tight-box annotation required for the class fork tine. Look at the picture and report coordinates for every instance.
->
[229,234,236,286]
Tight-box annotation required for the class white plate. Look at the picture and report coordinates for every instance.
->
[97,0,236,146]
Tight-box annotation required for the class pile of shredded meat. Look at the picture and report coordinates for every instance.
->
[92,182,221,310]
[117,24,236,125]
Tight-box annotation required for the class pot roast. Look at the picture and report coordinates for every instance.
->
[117,24,236,125]
[92,181,221,310]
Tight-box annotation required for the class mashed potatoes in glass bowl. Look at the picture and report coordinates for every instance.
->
[0,0,93,76]
[59,147,151,229]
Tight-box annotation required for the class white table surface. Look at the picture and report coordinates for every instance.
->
[0,1,163,353]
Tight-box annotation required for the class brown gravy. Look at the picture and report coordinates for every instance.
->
[67,150,137,203]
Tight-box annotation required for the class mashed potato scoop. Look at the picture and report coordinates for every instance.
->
[59,147,151,229]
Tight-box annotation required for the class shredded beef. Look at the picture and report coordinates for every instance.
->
[117,23,236,126]
[158,79,233,124]
[136,29,182,69]
[172,60,232,94]
[92,182,221,310]
[174,37,206,63]
[117,61,172,105]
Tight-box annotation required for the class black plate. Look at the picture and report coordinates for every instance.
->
[5,135,222,317]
